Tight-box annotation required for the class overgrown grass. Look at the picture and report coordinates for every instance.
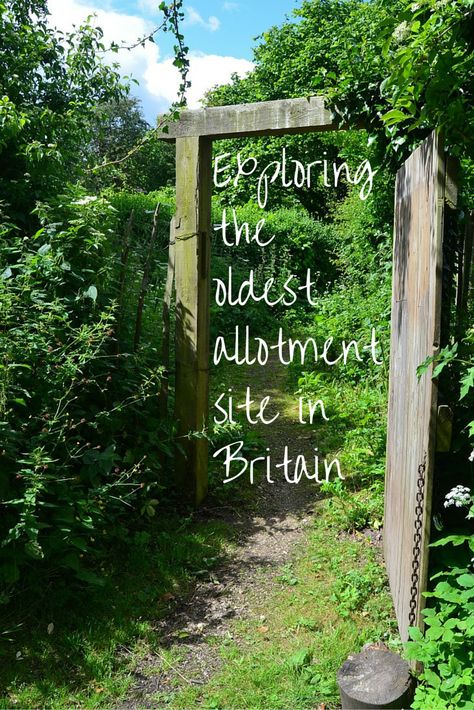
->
[162,502,397,710]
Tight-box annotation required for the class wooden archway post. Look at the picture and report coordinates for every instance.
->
[174,136,212,504]
[163,97,338,504]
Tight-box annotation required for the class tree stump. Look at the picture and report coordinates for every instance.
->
[337,644,415,709]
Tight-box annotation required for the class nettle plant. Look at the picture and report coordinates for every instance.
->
[405,331,474,709]
[405,490,474,709]
[0,191,171,597]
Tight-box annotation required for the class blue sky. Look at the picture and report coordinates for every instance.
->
[48,0,298,122]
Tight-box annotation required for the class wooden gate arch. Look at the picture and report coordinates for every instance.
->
[159,101,455,641]
[160,97,339,504]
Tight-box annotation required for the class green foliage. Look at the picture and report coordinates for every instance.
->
[321,479,383,533]
[0,0,126,224]
[207,0,473,168]
[331,560,386,617]
[406,539,474,709]
[0,190,173,595]
[406,329,474,708]
[211,200,337,336]
[417,327,474,448]
[379,0,473,155]
[85,98,176,192]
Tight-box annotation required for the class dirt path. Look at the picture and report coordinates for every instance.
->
[118,356,322,708]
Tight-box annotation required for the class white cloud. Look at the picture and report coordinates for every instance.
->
[48,0,160,85]
[186,6,221,32]
[47,0,253,120]
[144,51,253,111]
[223,1,239,10]
[137,0,160,14]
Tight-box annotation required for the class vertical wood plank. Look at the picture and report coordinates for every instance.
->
[384,131,447,643]
[159,217,176,417]
[174,136,212,504]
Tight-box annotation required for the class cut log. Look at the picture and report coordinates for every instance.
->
[337,645,415,709]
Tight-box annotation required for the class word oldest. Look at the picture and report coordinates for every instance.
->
[214,266,317,307]
[213,441,344,485]
[213,148,376,208]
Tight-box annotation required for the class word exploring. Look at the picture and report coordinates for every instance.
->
[213,147,376,207]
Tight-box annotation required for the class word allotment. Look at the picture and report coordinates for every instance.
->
[213,326,382,367]
[211,147,381,485]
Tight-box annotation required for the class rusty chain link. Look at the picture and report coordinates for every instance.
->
[408,454,427,628]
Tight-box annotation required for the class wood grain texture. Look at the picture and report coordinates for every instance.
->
[159,96,338,140]
[384,131,447,643]
[174,136,212,504]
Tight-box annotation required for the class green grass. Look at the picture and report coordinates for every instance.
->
[164,502,397,710]
[0,516,237,709]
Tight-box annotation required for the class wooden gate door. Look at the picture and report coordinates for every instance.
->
[384,130,455,642]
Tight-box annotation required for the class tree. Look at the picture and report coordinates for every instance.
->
[86,97,175,192]
[206,0,473,161]
[0,0,126,226]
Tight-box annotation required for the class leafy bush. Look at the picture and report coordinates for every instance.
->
[406,534,474,710]
[406,337,474,709]
[0,190,173,597]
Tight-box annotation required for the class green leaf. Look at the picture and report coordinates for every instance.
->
[423,669,441,688]
[430,535,470,548]
[458,574,474,588]
[460,368,474,400]
[408,626,424,642]
[381,109,409,126]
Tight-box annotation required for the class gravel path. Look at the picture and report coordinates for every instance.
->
[118,355,321,708]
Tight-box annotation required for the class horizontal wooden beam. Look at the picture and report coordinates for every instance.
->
[159,96,339,140]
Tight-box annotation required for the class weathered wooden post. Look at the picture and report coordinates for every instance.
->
[174,136,212,504]
[160,97,338,503]
[384,131,457,641]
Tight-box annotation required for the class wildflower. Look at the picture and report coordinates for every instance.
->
[444,485,472,508]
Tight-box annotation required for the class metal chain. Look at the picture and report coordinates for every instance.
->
[409,454,427,627]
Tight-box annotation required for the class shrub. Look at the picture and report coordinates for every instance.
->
[0,189,173,598]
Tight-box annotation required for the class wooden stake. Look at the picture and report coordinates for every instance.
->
[174,136,212,504]
[159,217,176,417]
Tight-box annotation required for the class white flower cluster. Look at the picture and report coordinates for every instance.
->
[444,485,472,509]
[393,21,409,42]
[72,196,98,206]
